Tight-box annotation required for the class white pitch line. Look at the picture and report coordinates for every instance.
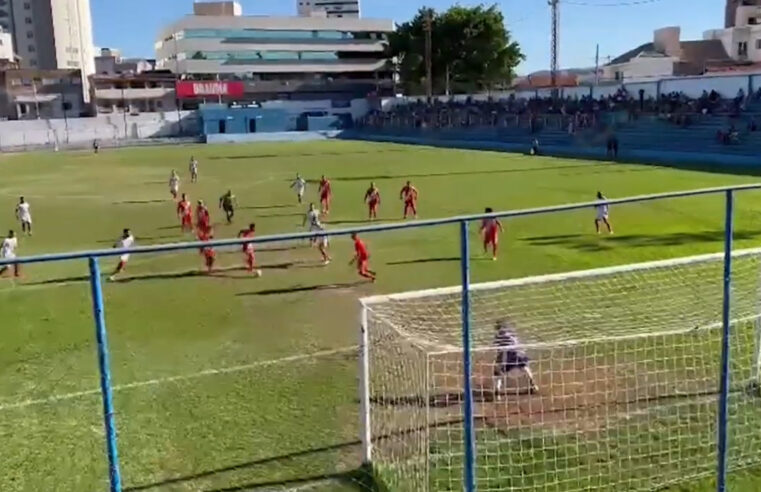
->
[0,346,358,412]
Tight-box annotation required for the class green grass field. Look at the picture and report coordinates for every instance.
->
[2,140,761,491]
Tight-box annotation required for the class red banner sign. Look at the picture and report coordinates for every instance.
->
[176,81,245,99]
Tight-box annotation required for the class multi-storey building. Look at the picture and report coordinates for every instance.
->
[155,1,393,102]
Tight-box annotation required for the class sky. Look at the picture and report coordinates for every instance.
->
[91,0,725,75]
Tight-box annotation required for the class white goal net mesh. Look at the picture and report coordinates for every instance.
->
[361,249,761,492]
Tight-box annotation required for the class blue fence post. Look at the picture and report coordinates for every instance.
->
[459,220,476,492]
[717,189,734,492]
[87,257,123,492]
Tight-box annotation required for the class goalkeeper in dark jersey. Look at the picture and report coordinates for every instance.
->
[493,319,539,397]
[219,190,238,224]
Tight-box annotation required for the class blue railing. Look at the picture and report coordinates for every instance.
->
[3,184,760,492]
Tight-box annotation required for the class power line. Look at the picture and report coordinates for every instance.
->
[561,0,667,6]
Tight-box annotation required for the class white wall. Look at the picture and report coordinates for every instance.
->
[0,111,199,149]
[0,31,13,61]
[259,98,369,120]
[660,75,748,97]
[603,56,676,83]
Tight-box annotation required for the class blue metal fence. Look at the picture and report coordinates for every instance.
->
[2,183,760,492]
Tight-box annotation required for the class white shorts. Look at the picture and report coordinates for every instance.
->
[119,254,130,263]
[1,252,16,260]
[170,185,179,193]
[20,216,32,224]
[319,235,329,247]
[596,212,609,221]
[309,224,322,233]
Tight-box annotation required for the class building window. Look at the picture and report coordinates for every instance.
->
[28,44,34,52]
[739,41,748,57]
[614,71,623,81]
[26,31,33,39]
[757,39,761,50]
[24,16,32,24]
[23,2,30,9]
[29,59,37,66]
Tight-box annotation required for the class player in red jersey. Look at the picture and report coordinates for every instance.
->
[238,223,262,277]
[400,181,419,219]
[364,182,381,220]
[350,233,376,282]
[196,200,211,235]
[318,175,332,215]
[480,207,504,261]
[197,227,216,273]
[176,193,193,232]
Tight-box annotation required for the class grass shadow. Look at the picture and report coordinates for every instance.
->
[322,162,656,183]
[326,219,370,225]
[524,229,761,250]
[254,212,305,218]
[113,199,166,205]
[210,148,408,161]
[238,204,293,210]
[237,281,365,296]
[387,256,459,265]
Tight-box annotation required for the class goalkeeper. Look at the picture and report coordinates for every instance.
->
[493,320,539,396]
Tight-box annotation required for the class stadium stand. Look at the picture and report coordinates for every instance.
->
[357,86,761,163]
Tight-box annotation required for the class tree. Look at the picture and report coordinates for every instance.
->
[389,4,523,95]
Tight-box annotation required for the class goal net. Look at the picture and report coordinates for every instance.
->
[359,248,761,492]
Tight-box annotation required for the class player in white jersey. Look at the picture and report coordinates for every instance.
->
[16,196,32,236]
[109,228,135,281]
[189,157,199,183]
[303,203,323,246]
[169,170,180,200]
[290,173,306,203]
[595,191,613,234]
[0,230,20,277]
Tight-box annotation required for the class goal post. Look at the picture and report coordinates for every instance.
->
[359,247,761,491]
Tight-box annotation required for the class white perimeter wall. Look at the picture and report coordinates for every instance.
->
[0,111,199,150]
[380,72,761,109]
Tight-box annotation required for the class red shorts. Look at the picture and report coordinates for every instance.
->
[203,248,216,260]
[321,193,331,202]
[244,250,255,262]
[358,259,369,274]
[485,232,498,245]
[369,200,379,209]
[181,215,192,227]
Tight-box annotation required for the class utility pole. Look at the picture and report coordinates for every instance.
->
[424,9,433,99]
[549,0,559,97]
[594,44,600,86]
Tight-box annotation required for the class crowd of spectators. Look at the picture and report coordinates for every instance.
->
[360,86,760,137]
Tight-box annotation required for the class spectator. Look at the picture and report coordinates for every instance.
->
[748,117,758,132]
[606,134,619,158]
[530,138,540,156]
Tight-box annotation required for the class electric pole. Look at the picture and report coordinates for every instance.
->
[424,9,433,99]
[594,44,600,86]
[549,0,559,96]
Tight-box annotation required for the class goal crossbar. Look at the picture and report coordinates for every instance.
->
[361,246,761,306]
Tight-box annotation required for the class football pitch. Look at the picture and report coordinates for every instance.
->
[2,139,761,491]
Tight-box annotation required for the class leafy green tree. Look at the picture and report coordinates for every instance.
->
[390,4,523,95]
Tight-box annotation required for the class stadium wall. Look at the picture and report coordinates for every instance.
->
[380,72,761,107]
[0,111,200,151]
[206,130,342,144]
[342,131,761,168]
